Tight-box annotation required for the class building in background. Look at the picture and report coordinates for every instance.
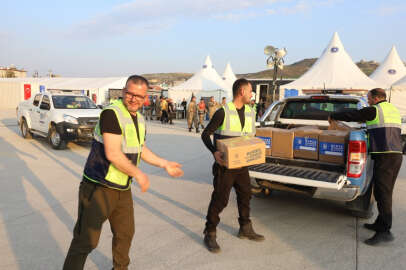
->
[0,65,27,78]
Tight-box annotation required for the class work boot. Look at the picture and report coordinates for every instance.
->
[364,222,379,231]
[203,230,220,253]
[238,223,265,241]
[364,231,394,246]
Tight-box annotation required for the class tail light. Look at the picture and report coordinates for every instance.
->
[347,140,366,178]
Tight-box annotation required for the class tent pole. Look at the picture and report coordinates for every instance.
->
[389,86,392,103]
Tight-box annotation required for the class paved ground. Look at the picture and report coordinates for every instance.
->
[1,109,406,270]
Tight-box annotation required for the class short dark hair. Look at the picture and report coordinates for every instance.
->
[126,75,149,88]
[232,78,250,97]
[369,88,386,99]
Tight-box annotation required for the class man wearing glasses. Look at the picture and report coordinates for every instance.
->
[63,75,184,270]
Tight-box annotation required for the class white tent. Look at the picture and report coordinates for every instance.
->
[222,62,237,89]
[388,75,406,116]
[0,77,127,108]
[282,32,380,98]
[168,56,231,104]
[369,46,406,89]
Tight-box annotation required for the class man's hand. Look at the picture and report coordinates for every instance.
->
[164,161,184,177]
[214,151,225,166]
[328,116,333,124]
[135,171,150,192]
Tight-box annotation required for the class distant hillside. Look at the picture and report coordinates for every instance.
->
[238,58,379,79]
[142,58,381,85]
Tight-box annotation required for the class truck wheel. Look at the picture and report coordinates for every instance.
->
[49,126,67,150]
[346,183,374,219]
[20,118,33,139]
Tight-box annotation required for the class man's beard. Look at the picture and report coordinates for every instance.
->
[124,101,139,113]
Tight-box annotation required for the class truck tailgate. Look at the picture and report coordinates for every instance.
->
[249,163,347,190]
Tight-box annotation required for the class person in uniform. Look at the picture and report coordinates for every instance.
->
[155,96,162,121]
[329,88,403,246]
[208,96,219,120]
[198,98,207,129]
[187,96,199,133]
[63,75,183,270]
[200,78,264,253]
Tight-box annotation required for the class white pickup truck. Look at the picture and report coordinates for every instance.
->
[17,92,101,149]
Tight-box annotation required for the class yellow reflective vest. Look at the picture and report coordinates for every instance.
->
[83,100,145,190]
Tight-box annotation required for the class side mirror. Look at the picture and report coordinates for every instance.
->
[40,103,50,110]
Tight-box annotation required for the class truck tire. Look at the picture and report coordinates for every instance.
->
[346,183,374,219]
[20,118,33,139]
[49,125,67,150]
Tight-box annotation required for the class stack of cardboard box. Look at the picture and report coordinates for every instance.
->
[255,121,351,165]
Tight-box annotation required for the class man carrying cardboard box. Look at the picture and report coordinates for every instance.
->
[329,88,403,246]
[201,78,265,253]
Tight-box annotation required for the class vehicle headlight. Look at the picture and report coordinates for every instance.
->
[63,114,79,124]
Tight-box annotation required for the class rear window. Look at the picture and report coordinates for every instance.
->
[280,99,359,120]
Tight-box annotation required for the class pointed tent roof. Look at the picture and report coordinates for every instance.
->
[171,55,230,91]
[222,62,237,88]
[283,32,380,92]
[370,46,406,88]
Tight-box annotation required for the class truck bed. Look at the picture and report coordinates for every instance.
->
[249,156,347,190]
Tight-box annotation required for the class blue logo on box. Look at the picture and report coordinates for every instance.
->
[294,137,317,151]
[257,136,271,149]
[319,142,344,156]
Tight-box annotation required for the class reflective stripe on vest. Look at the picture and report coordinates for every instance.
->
[214,102,256,137]
[365,101,402,154]
[86,100,145,189]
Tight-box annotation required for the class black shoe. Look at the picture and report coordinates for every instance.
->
[196,129,200,133]
[238,222,265,241]
[201,125,204,129]
[364,223,379,231]
[203,230,220,253]
[364,231,394,246]
[189,128,192,132]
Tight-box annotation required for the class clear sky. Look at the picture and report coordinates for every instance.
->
[1,0,405,77]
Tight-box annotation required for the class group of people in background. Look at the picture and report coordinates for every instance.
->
[140,93,267,130]
[187,96,227,133]
[142,95,176,124]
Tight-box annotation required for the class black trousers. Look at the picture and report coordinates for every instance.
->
[160,110,168,123]
[205,163,252,232]
[371,153,403,232]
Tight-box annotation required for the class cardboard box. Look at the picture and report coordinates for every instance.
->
[328,120,352,131]
[271,129,295,159]
[216,136,265,169]
[256,127,275,156]
[319,130,349,164]
[293,129,323,160]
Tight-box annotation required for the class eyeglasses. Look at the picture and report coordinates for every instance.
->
[124,91,146,101]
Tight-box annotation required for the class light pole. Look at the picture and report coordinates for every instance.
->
[264,46,287,104]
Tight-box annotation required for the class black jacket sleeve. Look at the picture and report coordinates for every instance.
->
[330,107,376,123]
[201,108,225,154]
